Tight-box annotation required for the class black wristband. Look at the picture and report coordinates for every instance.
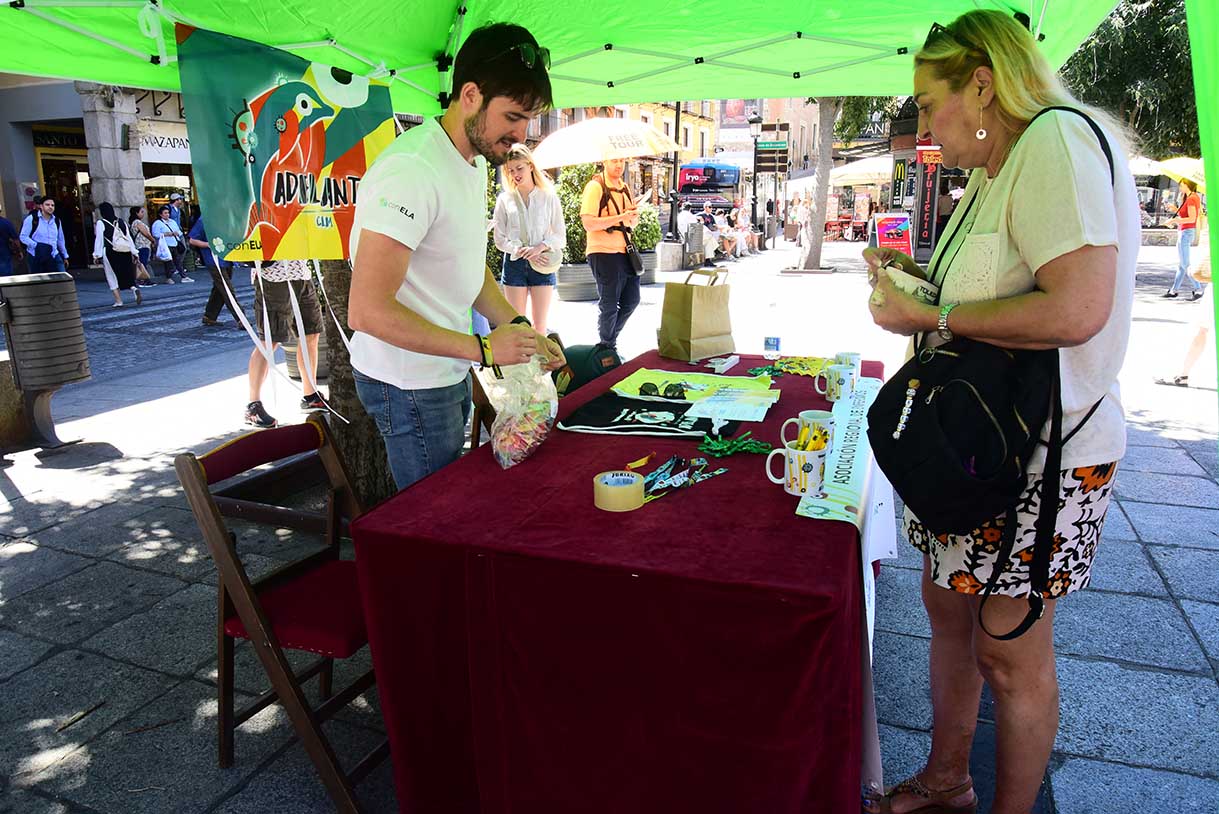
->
[473,333,489,366]
[511,315,532,327]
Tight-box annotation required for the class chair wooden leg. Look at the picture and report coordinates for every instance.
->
[218,631,235,769]
[318,658,334,701]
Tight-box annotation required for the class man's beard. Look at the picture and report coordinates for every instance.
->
[465,108,507,166]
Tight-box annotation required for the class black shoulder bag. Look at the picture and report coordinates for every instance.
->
[595,175,643,275]
[867,107,1114,639]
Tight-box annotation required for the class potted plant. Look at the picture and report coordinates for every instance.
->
[556,163,599,302]
[632,204,662,285]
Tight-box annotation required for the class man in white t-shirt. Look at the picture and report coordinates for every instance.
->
[347,23,565,490]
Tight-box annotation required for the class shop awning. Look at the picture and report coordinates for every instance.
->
[830,155,894,187]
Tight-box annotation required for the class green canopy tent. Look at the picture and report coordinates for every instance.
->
[3,0,1216,380]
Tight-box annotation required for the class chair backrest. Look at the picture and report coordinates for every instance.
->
[175,414,364,609]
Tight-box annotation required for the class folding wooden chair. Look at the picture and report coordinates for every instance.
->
[469,332,564,450]
[174,414,388,814]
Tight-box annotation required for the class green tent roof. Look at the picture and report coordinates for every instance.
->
[3,1,1118,113]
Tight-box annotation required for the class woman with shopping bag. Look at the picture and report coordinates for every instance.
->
[493,143,565,334]
[151,204,192,284]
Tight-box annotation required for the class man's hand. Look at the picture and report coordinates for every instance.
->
[538,334,566,371]
[623,210,640,229]
[488,323,538,366]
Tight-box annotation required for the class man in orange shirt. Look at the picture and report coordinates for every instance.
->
[580,158,639,350]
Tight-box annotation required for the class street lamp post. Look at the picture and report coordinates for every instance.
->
[748,114,763,229]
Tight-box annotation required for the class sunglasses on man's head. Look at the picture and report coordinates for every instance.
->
[490,42,551,71]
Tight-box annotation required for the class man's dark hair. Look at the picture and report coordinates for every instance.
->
[451,23,553,112]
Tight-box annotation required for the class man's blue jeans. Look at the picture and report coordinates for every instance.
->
[1174,228,1202,294]
[0,258,11,276]
[354,370,472,491]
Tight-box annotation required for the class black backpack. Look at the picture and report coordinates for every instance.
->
[867,107,1114,639]
[552,344,621,397]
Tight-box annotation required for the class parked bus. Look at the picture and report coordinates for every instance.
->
[677,161,747,212]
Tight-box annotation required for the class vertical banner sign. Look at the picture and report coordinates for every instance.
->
[176,25,396,261]
[915,142,942,255]
[889,159,906,209]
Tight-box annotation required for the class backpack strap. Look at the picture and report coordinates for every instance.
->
[978,356,1064,640]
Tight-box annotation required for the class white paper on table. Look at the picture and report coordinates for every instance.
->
[683,388,780,422]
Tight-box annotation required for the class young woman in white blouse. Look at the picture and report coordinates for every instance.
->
[492,143,565,334]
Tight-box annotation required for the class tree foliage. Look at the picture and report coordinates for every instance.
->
[835,96,899,143]
[1060,0,1198,158]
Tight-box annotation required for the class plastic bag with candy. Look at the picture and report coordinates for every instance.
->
[484,354,560,469]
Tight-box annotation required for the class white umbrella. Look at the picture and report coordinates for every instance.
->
[1127,155,1163,177]
[829,155,894,187]
[532,117,681,169]
[1155,156,1206,193]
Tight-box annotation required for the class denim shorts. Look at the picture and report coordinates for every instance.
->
[502,254,556,287]
[353,369,472,491]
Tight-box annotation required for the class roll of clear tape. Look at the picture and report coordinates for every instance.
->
[593,470,645,512]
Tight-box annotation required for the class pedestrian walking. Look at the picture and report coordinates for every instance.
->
[346,21,564,490]
[1161,178,1204,299]
[151,205,192,283]
[18,195,69,275]
[92,202,141,307]
[128,205,155,286]
[1156,227,1212,387]
[862,9,1137,814]
[493,142,565,334]
[244,260,328,428]
[188,213,243,327]
[582,158,642,350]
[0,209,19,276]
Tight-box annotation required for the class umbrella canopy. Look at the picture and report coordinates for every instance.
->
[830,155,894,187]
[1155,157,1206,193]
[531,117,680,169]
[1128,155,1165,177]
[0,1,1119,113]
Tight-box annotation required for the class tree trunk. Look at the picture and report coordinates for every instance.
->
[800,97,843,270]
[319,259,397,508]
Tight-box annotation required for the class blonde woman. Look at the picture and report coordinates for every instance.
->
[493,143,565,334]
[862,10,1138,814]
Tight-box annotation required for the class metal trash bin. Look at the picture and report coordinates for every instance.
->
[0,272,90,447]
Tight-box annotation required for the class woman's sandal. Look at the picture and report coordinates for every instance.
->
[1154,375,1189,387]
[864,775,977,813]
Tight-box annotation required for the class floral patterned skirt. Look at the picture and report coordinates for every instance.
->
[906,462,1118,599]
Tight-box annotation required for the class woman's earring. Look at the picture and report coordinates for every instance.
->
[976,106,987,140]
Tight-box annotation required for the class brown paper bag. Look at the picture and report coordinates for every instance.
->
[657,269,735,361]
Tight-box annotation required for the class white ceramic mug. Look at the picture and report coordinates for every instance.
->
[834,351,863,380]
[766,442,827,497]
[780,409,835,451]
[814,363,857,402]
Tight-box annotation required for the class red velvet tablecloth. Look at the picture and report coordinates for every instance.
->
[353,351,882,814]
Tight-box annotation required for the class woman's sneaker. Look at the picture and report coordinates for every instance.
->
[244,400,278,428]
[300,392,329,413]
[180,275,194,283]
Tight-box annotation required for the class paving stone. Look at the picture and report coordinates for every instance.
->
[27,679,292,814]
[0,788,72,813]
[1056,656,1219,776]
[0,542,94,603]
[0,650,172,779]
[1053,590,1207,672]
[1125,425,1180,447]
[872,631,932,731]
[1113,471,1219,509]
[875,567,930,639]
[100,505,215,581]
[330,647,383,731]
[1147,546,1219,602]
[0,629,55,681]
[212,718,396,814]
[1085,541,1166,596]
[84,583,215,676]
[194,639,316,696]
[877,725,931,788]
[1122,502,1219,550]
[1099,501,1137,542]
[1050,757,1219,814]
[0,561,187,644]
[1179,600,1219,662]
[1120,444,1209,476]
[26,500,183,559]
[1179,437,1219,479]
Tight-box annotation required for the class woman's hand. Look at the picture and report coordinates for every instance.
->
[863,247,923,283]
[868,273,937,337]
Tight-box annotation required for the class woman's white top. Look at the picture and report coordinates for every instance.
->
[492,186,565,260]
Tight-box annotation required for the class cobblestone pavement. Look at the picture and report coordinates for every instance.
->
[0,240,1215,812]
